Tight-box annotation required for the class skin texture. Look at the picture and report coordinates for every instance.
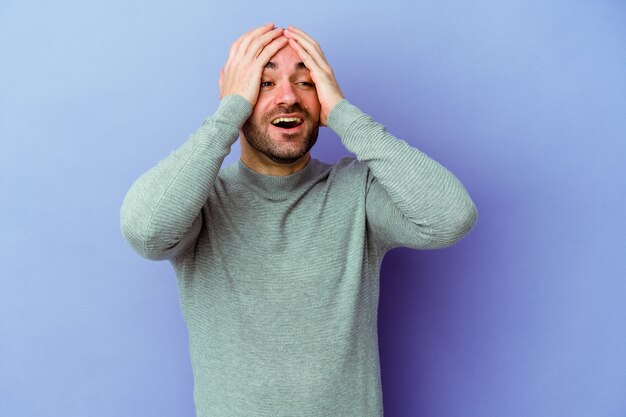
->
[219,23,345,176]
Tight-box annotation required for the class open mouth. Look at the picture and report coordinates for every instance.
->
[271,116,304,129]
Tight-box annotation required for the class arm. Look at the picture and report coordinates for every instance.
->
[328,100,477,250]
[120,23,289,260]
[120,96,251,260]
[284,26,477,251]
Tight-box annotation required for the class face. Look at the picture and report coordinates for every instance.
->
[241,45,321,165]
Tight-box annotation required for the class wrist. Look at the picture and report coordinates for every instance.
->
[214,95,254,129]
[326,99,363,137]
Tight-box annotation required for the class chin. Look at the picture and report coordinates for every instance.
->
[265,143,313,165]
[242,118,319,166]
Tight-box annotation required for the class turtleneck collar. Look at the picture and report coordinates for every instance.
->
[237,159,318,201]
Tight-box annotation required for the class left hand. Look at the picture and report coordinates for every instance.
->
[283,26,344,126]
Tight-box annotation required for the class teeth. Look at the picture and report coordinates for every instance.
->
[272,117,302,125]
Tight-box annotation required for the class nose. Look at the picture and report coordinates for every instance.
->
[273,81,299,106]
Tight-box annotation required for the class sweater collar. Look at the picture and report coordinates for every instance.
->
[237,158,318,201]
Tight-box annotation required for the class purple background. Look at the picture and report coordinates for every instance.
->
[2,1,625,416]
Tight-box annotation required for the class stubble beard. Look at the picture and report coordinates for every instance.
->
[241,105,319,165]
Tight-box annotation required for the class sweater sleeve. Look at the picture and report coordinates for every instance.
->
[120,94,252,260]
[327,99,478,252]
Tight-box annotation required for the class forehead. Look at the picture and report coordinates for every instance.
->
[264,45,307,73]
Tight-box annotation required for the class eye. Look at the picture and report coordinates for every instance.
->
[297,81,315,88]
[260,81,274,88]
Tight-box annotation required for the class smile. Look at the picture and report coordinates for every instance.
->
[271,116,304,129]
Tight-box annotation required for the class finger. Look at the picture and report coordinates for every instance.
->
[235,23,276,60]
[283,32,328,70]
[227,23,273,62]
[285,34,330,74]
[285,26,326,59]
[225,24,275,76]
[285,25,317,46]
[285,37,323,74]
[218,68,224,97]
[256,35,290,64]
[246,27,285,59]
[227,25,262,59]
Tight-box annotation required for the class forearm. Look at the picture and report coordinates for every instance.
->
[328,99,477,248]
[120,95,252,260]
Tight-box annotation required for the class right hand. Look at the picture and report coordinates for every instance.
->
[219,23,289,106]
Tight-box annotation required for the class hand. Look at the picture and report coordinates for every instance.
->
[283,26,344,126]
[219,23,289,106]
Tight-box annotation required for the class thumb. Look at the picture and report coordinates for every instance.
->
[219,68,225,98]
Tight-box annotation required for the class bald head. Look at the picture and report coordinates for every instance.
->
[264,43,308,72]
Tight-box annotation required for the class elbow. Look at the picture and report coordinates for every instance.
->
[438,198,478,247]
[121,223,174,261]
[120,205,172,261]
[120,200,202,261]
[420,197,478,249]
[450,199,478,245]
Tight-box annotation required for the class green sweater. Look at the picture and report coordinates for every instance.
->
[120,94,477,417]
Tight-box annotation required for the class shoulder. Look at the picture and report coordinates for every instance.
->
[332,156,368,176]
[211,161,245,198]
[323,157,371,189]
[218,161,239,179]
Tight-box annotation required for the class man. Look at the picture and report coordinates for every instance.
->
[121,23,477,417]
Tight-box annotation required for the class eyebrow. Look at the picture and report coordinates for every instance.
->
[264,61,308,71]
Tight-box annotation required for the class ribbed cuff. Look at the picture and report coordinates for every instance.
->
[209,94,254,129]
[327,99,366,138]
